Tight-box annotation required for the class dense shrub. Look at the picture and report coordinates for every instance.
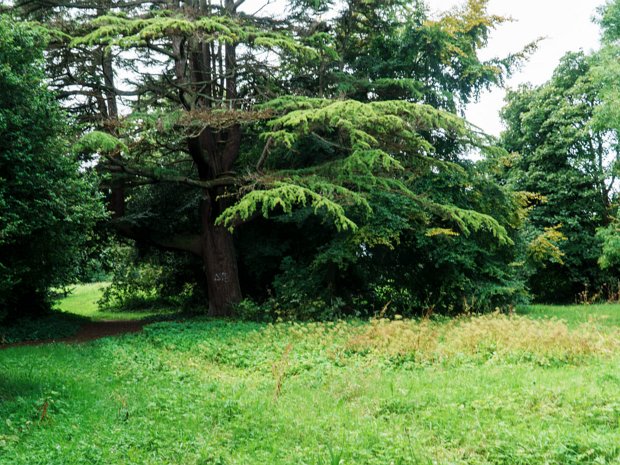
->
[99,246,205,311]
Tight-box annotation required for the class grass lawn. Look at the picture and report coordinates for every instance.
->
[54,282,181,321]
[1,302,620,464]
[519,302,620,327]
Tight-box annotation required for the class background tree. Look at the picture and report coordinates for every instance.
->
[0,15,103,321]
[590,0,620,276]
[501,51,619,302]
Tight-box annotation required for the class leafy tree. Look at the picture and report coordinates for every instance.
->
[501,51,619,302]
[0,15,103,320]
[594,0,620,131]
[253,0,533,315]
[26,0,530,316]
[589,0,620,278]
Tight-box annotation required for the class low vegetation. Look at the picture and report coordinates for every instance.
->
[2,298,620,464]
[346,313,620,366]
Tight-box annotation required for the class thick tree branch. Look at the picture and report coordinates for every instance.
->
[104,154,240,190]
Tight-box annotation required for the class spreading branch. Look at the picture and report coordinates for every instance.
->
[256,136,274,172]
[104,154,240,190]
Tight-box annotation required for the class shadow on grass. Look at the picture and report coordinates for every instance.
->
[0,375,44,403]
[0,355,61,406]
[0,312,89,345]
[0,307,199,347]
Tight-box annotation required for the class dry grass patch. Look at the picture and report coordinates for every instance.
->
[346,313,620,365]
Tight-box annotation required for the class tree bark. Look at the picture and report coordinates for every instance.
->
[189,19,243,315]
[99,37,125,218]
[200,191,242,316]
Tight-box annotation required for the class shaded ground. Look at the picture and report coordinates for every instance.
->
[1,320,146,349]
[1,283,185,347]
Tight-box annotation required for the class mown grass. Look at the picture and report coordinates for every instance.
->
[2,304,620,464]
[520,302,620,327]
[54,282,181,321]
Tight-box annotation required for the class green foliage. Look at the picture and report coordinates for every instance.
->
[436,205,511,245]
[592,1,620,278]
[234,158,526,317]
[73,130,127,156]
[99,249,167,310]
[286,0,534,111]
[0,16,104,320]
[598,220,620,270]
[29,0,534,316]
[217,181,361,232]
[527,225,567,265]
[599,0,620,42]
[71,11,317,62]
[100,247,204,311]
[501,51,619,302]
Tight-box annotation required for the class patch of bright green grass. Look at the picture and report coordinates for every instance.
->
[519,302,620,327]
[2,310,620,464]
[54,282,181,321]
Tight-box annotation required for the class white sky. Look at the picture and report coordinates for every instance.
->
[244,0,606,136]
[431,0,607,136]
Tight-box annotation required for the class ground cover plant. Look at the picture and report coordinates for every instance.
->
[3,302,620,464]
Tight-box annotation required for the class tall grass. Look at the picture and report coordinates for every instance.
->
[346,313,620,365]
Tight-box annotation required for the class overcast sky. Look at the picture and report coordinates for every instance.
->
[431,0,607,136]
[242,0,607,136]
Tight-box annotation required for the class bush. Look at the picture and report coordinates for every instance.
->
[99,246,204,311]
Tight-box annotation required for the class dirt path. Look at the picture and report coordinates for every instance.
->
[1,320,146,349]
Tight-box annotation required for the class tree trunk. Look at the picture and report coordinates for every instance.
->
[188,0,243,316]
[99,41,125,218]
[200,192,242,317]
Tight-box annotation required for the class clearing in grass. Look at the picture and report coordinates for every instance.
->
[0,283,182,345]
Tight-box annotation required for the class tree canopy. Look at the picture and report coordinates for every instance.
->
[8,0,529,316]
[7,0,618,316]
[501,42,620,301]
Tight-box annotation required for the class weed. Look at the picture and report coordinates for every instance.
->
[272,343,292,401]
